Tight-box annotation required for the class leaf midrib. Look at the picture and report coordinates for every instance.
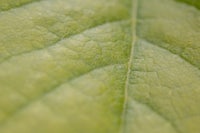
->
[119,0,138,132]
[120,0,185,133]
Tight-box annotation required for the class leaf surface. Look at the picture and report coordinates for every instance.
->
[0,0,199,133]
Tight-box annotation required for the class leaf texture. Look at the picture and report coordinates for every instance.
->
[0,0,199,133]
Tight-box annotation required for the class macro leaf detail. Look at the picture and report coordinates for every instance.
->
[0,0,199,133]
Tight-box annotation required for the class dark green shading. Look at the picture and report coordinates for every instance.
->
[176,0,200,9]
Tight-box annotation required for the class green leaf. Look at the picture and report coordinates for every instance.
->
[0,0,199,133]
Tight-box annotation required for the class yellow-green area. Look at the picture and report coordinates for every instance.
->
[0,0,41,11]
[0,0,199,133]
